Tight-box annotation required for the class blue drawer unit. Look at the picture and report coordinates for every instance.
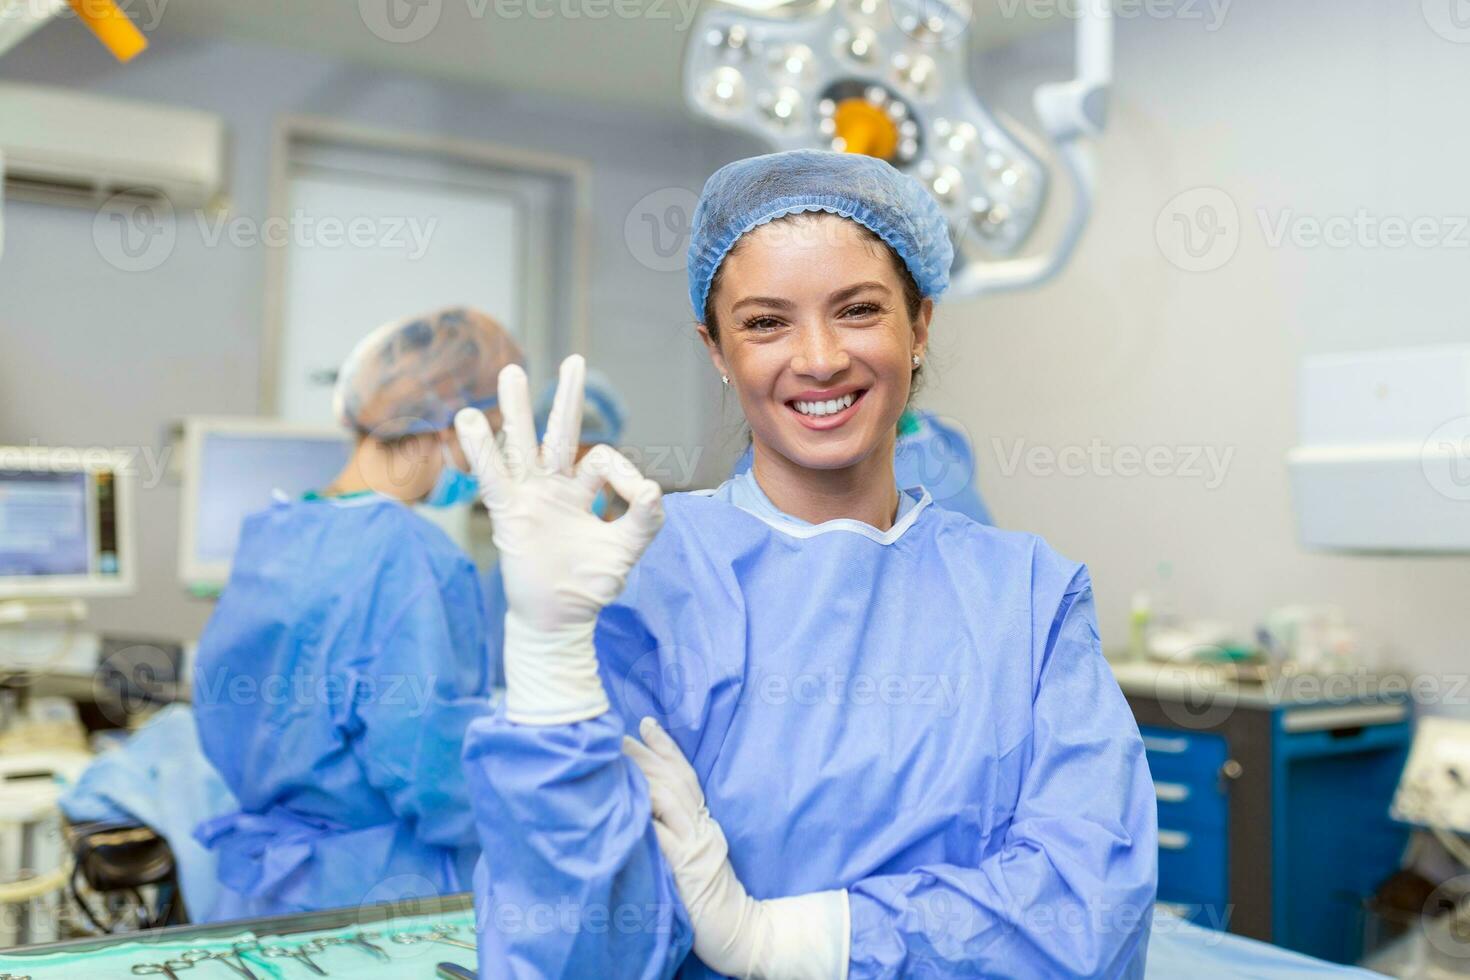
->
[1140,726,1230,926]
[1123,675,1412,965]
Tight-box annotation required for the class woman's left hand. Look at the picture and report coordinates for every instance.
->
[623,718,851,980]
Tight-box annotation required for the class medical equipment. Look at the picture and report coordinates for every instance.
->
[0,900,478,977]
[0,0,144,62]
[682,0,1112,298]
[0,0,64,60]
[176,418,350,595]
[0,448,135,606]
[1393,717,1470,860]
[390,924,476,951]
[1288,345,1470,553]
[0,751,92,947]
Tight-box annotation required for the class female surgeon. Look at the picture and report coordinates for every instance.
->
[193,306,522,920]
[455,151,1157,977]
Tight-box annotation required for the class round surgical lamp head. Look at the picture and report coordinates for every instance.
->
[682,0,1112,298]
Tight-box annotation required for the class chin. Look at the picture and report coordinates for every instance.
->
[774,429,879,472]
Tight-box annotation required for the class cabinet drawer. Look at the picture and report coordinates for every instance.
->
[1154,775,1227,831]
[1140,726,1228,792]
[1156,825,1228,910]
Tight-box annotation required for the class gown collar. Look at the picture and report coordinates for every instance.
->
[699,469,931,546]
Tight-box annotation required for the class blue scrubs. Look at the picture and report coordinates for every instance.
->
[193,493,493,919]
[733,409,995,525]
[463,473,1157,977]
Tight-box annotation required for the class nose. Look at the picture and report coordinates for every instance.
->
[790,321,851,382]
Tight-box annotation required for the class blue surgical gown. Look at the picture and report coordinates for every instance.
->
[463,474,1157,977]
[733,409,995,525]
[193,493,493,920]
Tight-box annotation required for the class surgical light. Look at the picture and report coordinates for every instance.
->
[683,0,1113,298]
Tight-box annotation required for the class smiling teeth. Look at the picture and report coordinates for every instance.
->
[794,393,857,417]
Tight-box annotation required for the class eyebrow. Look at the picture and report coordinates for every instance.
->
[729,281,892,315]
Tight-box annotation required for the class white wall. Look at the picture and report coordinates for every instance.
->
[934,0,1470,707]
[0,23,752,642]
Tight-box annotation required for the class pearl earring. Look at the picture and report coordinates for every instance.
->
[721,375,730,385]
[912,354,922,368]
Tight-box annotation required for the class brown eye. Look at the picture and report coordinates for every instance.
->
[743,316,782,332]
[841,303,880,318]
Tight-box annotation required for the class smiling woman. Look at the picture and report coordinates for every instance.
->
[699,213,930,528]
[456,149,1158,979]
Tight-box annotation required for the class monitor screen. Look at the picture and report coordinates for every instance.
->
[0,461,125,598]
[192,432,351,569]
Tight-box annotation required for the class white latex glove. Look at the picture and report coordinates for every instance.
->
[455,355,664,725]
[623,717,850,980]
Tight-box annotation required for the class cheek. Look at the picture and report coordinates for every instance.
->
[727,343,783,398]
[853,329,913,385]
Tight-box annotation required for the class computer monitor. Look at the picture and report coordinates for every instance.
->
[0,447,136,600]
[178,417,352,594]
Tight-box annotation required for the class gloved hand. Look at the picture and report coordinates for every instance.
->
[455,355,664,725]
[623,718,850,980]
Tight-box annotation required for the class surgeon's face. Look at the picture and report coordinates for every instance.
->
[701,215,931,473]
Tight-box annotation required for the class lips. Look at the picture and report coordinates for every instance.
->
[786,387,868,431]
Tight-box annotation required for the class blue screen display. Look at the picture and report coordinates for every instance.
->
[195,434,351,565]
[0,470,90,577]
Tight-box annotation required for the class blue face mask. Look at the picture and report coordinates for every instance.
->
[591,488,609,520]
[425,442,478,508]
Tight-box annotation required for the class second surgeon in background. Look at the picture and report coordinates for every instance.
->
[193,307,521,920]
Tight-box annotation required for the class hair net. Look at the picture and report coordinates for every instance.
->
[534,368,627,446]
[334,306,524,439]
[687,149,954,320]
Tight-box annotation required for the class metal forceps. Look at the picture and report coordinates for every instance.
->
[391,923,476,951]
[131,960,194,979]
[180,942,262,979]
[336,931,389,961]
[262,942,329,976]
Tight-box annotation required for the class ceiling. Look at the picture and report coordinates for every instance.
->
[157,0,1055,113]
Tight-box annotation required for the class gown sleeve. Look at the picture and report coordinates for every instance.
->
[343,546,495,852]
[460,554,696,980]
[846,570,1158,980]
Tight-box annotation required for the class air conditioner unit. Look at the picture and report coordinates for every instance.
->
[0,82,226,209]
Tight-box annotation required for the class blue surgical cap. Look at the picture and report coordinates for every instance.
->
[334,306,524,439]
[687,149,954,320]
[534,368,627,446]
